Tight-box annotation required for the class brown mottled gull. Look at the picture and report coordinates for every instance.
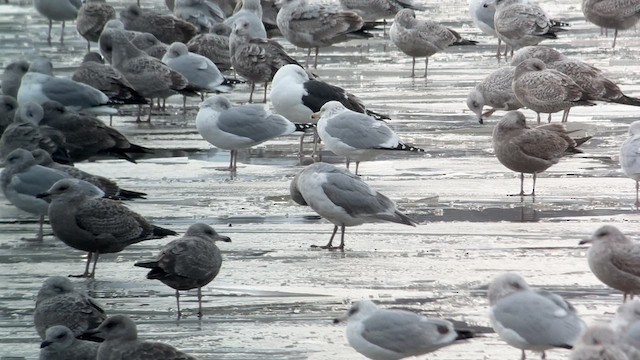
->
[98,20,138,64]
[87,315,198,360]
[1,60,29,98]
[276,0,371,68]
[186,23,232,72]
[33,276,106,340]
[40,325,99,360]
[130,33,168,60]
[569,325,630,360]
[621,121,640,207]
[580,225,640,302]
[512,58,595,123]
[290,162,416,250]
[37,179,178,278]
[492,111,591,196]
[120,4,198,44]
[510,45,567,66]
[135,223,231,318]
[466,66,522,124]
[582,0,640,48]
[0,95,18,135]
[389,9,477,78]
[76,0,116,52]
[173,0,225,33]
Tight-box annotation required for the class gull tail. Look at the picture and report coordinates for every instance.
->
[365,109,391,121]
[116,188,147,200]
[566,136,592,154]
[222,77,245,86]
[348,28,374,39]
[134,261,168,280]
[455,329,476,341]
[451,39,478,46]
[373,210,417,226]
[375,142,425,153]
[612,94,640,107]
[152,225,178,238]
[551,19,570,28]
[294,123,316,133]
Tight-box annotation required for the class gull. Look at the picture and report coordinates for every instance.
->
[173,0,225,33]
[223,0,267,39]
[582,0,640,48]
[488,272,586,360]
[76,0,116,52]
[33,276,106,340]
[290,162,416,250]
[492,111,591,196]
[130,33,168,60]
[37,179,178,278]
[510,46,567,66]
[580,225,640,302]
[512,58,595,123]
[389,9,477,78]
[469,0,503,57]
[569,325,630,360]
[333,300,473,359]
[86,315,198,360]
[621,121,640,207]
[40,325,99,360]
[339,0,427,25]
[276,0,372,68]
[186,23,232,72]
[313,101,424,175]
[466,66,522,124]
[1,60,30,98]
[614,301,640,357]
[195,95,314,172]
[33,0,82,44]
[98,20,139,64]
[0,95,18,135]
[135,223,231,318]
[120,5,198,44]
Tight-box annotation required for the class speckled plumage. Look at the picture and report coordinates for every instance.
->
[467,66,522,123]
[583,0,640,47]
[494,0,561,50]
[76,0,116,49]
[120,4,198,44]
[0,95,18,135]
[39,325,99,360]
[186,24,232,71]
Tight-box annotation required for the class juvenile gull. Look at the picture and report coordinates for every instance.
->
[135,223,231,318]
[492,111,591,196]
[37,178,178,278]
[196,95,313,172]
[569,325,629,360]
[621,121,640,207]
[582,0,640,48]
[0,95,18,135]
[130,33,168,60]
[510,46,567,66]
[1,60,30,98]
[389,9,477,78]
[40,325,99,360]
[512,58,595,123]
[276,0,371,68]
[187,23,232,72]
[339,0,426,23]
[223,0,267,39]
[230,18,301,103]
[33,0,82,44]
[333,300,473,359]
[173,0,225,33]
[580,225,640,302]
[86,315,198,360]
[469,0,503,56]
[466,66,522,124]
[313,101,424,175]
[33,276,106,340]
[488,272,586,360]
[76,0,116,51]
[290,162,416,250]
[614,301,640,357]
[120,5,198,44]
[98,20,139,64]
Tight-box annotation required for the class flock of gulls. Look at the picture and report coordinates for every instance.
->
[1,0,640,358]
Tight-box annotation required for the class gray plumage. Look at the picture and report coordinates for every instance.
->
[621,121,640,207]
[1,60,29,98]
[162,42,232,93]
[0,95,18,135]
[492,110,589,196]
[582,0,640,48]
[512,58,595,123]
[33,0,81,44]
[339,0,426,21]
[494,0,562,50]
[488,272,586,360]
[390,9,476,78]
[130,33,168,60]
[87,315,198,360]
[33,276,106,340]
[223,0,267,39]
[99,20,138,64]
[39,325,99,360]
[38,178,177,277]
[134,223,231,318]
[120,5,198,44]
[466,66,522,124]
[76,0,116,51]
[570,325,630,360]
[290,162,416,250]
[510,46,567,66]
[174,0,225,33]
[186,24,232,72]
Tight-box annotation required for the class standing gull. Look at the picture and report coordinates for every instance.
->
[37,178,178,278]
[120,5,198,44]
[187,23,232,72]
[339,0,427,28]
[389,9,477,78]
[33,276,106,340]
[492,111,591,196]
[313,101,424,175]
[488,272,586,360]
[333,300,473,359]
[86,315,198,360]
[621,121,640,207]
[40,325,99,360]
[276,0,371,68]
[469,0,503,57]
[196,95,314,172]
[76,0,116,52]
[1,60,29,99]
[512,58,595,123]
[290,162,416,250]
[580,225,640,302]
[582,0,640,48]
[33,0,81,44]
[467,66,522,124]
[223,0,267,39]
[135,223,231,318]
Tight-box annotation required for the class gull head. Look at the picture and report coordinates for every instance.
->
[628,120,640,136]
[41,100,67,119]
[487,272,531,306]
[579,225,629,246]
[15,101,44,125]
[199,95,233,111]
[333,300,379,324]
[165,42,189,59]
[613,300,640,333]
[494,111,528,135]
[121,4,143,20]
[40,325,75,351]
[31,149,55,167]
[104,19,126,31]
[466,88,485,124]
[5,60,30,77]
[36,178,105,202]
[514,58,546,79]
[28,58,54,75]
[272,64,309,86]
[82,52,105,65]
[232,18,252,38]
[36,276,75,302]
[312,101,347,121]
[211,23,232,36]
[394,9,416,27]
[3,148,37,171]
[185,223,232,243]
[132,33,163,51]
[85,314,138,341]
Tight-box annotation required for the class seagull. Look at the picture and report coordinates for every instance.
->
[33,0,82,44]
[39,325,99,360]
[582,0,640,48]
[76,0,116,52]
[466,66,522,124]
[469,0,503,57]
[621,121,640,207]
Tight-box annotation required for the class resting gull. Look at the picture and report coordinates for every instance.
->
[582,0,640,48]
[1,60,29,99]
[37,178,177,278]
[492,111,591,196]
[0,95,18,135]
[186,23,232,72]
[290,162,416,250]
[130,33,168,60]
[33,0,82,44]
[510,45,567,66]
[135,223,231,318]
[223,0,267,39]
[39,325,100,360]
[466,66,522,124]
[488,272,586,360]
[621,121,640,207]
[569,325,628,360]
[173,0,225,33]
[120,4,198,44]
[76,0,116,52]
[389,9,477,78]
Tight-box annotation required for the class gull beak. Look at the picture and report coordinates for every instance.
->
[216,235,232,243]
[579,238,592,245]
[311,111,321,121]
[40,340,52,348]
[36,192,50,199]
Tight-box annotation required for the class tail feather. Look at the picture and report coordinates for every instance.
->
[374,143,425,152]
[372,210,417,226]
[455,329,476,341]
[347,28,374,39]
[538,32,558,39]
[365,109,391,121]
[222,77,245,85]
[294,123,316,133]
[566,136,592,154]
[551,19,570,28]
[451,39,478,46]
[612,95,640,107]
[134,260,158,269]
[117,188,147,200]
[152,225,178,238]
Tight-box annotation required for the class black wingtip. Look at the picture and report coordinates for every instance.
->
[612,95,640,107]
[375,143,425,152]
[365,109,391,121]
[152,225,178,238]
[294,123,316,133]
[451,39,478,46]
[455,329,475,341]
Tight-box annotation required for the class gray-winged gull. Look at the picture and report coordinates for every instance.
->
[40,325,100,360]
[37,178,177,278]
[33,0,82,44]
[76,0,116,51]
[195,95,313,172]
[135,223,231,318]
[290,162,416,250]
[492,111,591,196]
[312,101,424,175]
[120,4,198,44]
[469,0,503,56]
[621,121,640,207]
[488,272,587,360]
[223,0,267,38]
[1,60,30,99]
[33,276,107,340]
[466,66,522,124]
[582,0,640,48]
[186,23,232,72]
[389,9,477,78]
[86,315,198,360]
[173,0,225,33]
[333,300,473,359]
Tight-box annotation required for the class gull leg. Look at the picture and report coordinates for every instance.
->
[337,225,346,251]
[521,349,526,360]
[346,157,351,169]
[136,104,143,122]
[503,43,508,58]
[87,40,91,52]
[47,19,52,45]
[507,173,526,196]
[298,133,305,158]
[530,173,537,197]
[311,225,338,249]
[60,20,65,44]
[496,38,502,58]
[70,252,93,278]
[562,108,571,123]
[312,130,321,161]
[635,180,639,208]
[536,113,541,124]
[147,103,152,122]
[197,287,203,318]
[22,215,46,242]
[424,57,428,79]
[263,82,268,103]
[613,29,618,48]
[547,113,552,123]
[248,82,255,103]
[541,350,545,359]
[355,161,360,175]
[305,48,311,67]
[182,95,187,118]
[176,290,182,319]
[313,47,319,69]
[411,57,416,78]
[88,251,99,278]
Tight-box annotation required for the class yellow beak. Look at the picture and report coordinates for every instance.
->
[311,111,321,121]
